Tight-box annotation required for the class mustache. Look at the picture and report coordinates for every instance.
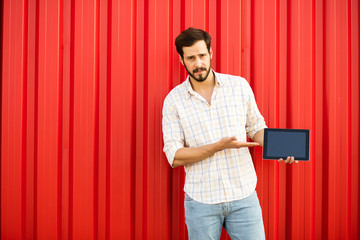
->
[193,67,207,73]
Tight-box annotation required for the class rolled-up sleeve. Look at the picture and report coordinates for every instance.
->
[162,96,185,167]
[244,82,267,138]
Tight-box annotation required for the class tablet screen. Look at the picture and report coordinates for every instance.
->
[263,128,310,161]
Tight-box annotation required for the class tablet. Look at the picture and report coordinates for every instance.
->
[263,128,310,161]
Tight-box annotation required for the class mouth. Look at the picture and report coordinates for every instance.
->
[194,68,206,74]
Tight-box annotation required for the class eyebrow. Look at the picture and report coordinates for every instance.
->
[185,52,208,59]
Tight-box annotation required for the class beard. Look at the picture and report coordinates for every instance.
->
[184,61,212,82]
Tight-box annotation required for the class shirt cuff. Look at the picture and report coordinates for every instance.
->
[164,142,184,167]
[248,123,267,139]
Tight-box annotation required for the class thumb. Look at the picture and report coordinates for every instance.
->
[231,136,237,141]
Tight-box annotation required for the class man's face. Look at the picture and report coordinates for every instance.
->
[181,40,212,82]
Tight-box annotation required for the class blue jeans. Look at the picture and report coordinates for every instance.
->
[184,191,265,240]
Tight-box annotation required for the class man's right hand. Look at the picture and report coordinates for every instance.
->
[173,136,259,168]
[217,136,260,151]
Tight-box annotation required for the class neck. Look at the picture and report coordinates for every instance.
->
[189,70,215,92]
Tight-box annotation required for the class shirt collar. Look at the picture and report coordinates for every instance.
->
[185,70,223,97]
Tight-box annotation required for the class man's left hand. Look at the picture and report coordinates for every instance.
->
[278,156,298,164]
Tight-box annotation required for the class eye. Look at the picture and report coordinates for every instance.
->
[188,56,194,60]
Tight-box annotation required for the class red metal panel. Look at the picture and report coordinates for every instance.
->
[61,0,71,238]
[109,0,134,238]
[26,0,36,238]
[97,0,109,239]
[71,0,98,239]
[146,0,172,238]
[349,2,360,239]
[36,0,62,239]
[325,1,351,239]
[1,0,26,239]
[1,0,360,239]
[313,0,325,239]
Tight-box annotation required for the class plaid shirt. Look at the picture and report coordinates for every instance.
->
[162,71,267,204]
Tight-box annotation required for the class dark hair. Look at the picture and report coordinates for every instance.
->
[175,27,211,59]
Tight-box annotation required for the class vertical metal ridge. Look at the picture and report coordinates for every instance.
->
[313,0,324,238]
[130,0,137,239]
[21,0,29,239]
[57,0,64,239]
[69,0,75,238]
[180,0,185,31]
[249,0,254,85]
[285,0,291,128]
[134,0,145,238]
[310,0,316,238]
[1,1,8,237]
[0,0,3,234]
[105,0,111,239]
[205,0,209,31]
[321,0,329,238]
[240,0,244,76]
[216,0,221,70]
[142,0,149,238]
[61,0,70,237]
[353,1,360,236]
[93,0,100,239]
[168,0,173,97]
[346,0,352,238]
[331,0,340,234]
[34,0,39,238]
[358,1,360,237]
[275,0,279,126]
[296,0,301,125]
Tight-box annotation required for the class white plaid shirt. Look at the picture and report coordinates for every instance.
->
[162,71,267,204]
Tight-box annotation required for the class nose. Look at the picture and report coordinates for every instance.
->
[194,58,202,68]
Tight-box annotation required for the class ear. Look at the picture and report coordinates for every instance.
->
[179,55,184,65]
[210,48,213,59]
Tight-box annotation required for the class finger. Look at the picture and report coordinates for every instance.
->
[231,136,237,141]
[278,158,283,162]
[285,156,290,163]
[245,142,260,147]
[290,156,295,164]
[295,160,299,163]
[232,141,259,148]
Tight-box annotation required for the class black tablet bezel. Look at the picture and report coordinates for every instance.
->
[263,128,310,161]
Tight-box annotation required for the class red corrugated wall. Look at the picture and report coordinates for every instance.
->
[1,0,359,239]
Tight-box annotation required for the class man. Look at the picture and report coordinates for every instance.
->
[162,27,296,240]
